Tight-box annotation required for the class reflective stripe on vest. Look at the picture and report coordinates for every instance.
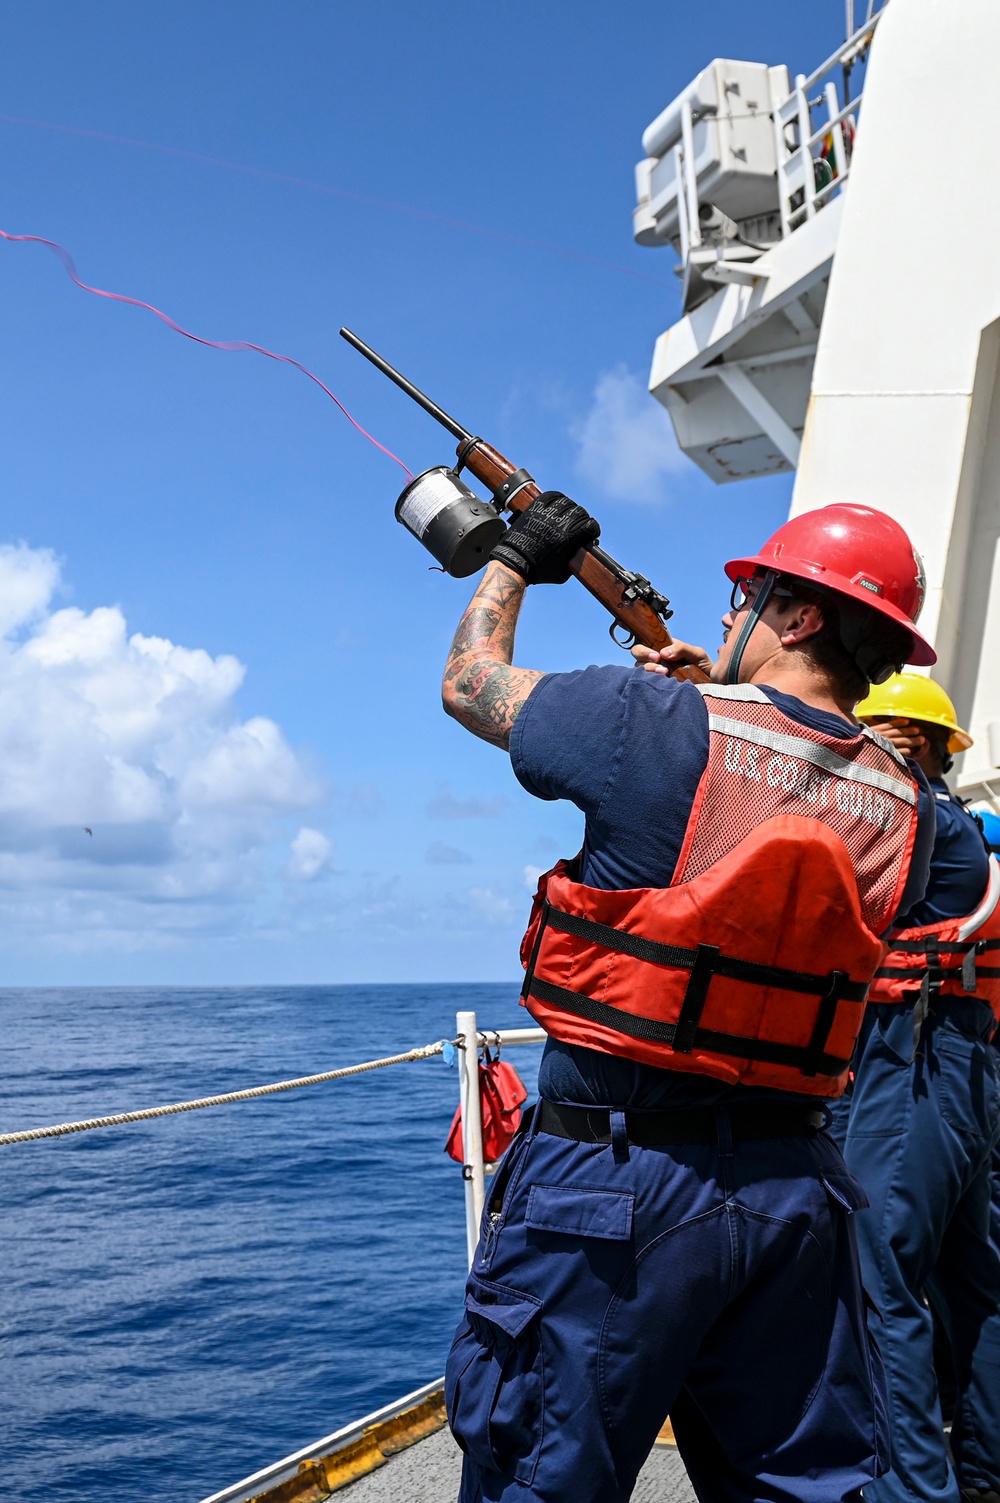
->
[869,854,1000,1022]
[519,686,920,1096]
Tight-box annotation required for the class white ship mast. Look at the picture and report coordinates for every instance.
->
[636,0,1000,806]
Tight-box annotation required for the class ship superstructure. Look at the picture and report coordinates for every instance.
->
[637,0,1000,813]
[633,10,886,482]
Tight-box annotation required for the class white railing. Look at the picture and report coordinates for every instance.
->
[661,5,889,287]
[774,8,887,237]
[455,1009,545,1265]
[0,1003,544,1272]
[675,97,703,266]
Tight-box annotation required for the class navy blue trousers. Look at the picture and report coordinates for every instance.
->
[446,1104,889,1503]
[830,1001,1000,1503]
[983,1047,1000,1496]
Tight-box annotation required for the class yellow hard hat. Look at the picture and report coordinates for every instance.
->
[855,671,973,752]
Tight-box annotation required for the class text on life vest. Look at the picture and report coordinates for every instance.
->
[723,737,896,831]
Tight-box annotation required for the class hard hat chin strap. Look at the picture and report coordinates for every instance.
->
[726,570,778,685]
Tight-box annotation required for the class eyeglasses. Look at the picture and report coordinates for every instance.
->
[729,575,794,614]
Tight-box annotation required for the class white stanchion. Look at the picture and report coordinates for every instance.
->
[456,1009,486,1267]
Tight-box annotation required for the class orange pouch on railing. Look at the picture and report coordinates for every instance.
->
[445,1056,528,1164]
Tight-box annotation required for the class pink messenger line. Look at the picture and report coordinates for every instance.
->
[0,227,414,479]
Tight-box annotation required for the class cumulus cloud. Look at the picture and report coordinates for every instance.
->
[0,543,323,931]
[468,886,515,924]
[426,841,473,865]
[573,365,686,504]
[523,864,545,891]
[0,543,59,636]
[288,827,333,881]
[426,783,510,821]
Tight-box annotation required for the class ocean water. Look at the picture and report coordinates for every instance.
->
[0,984,541,1503]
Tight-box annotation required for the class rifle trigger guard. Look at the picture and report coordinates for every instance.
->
[610,622,637,650]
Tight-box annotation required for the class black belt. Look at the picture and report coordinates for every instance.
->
[536,1098,826,1147]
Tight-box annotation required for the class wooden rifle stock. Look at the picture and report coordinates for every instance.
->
[337,328,708,684]
[459,439,709,684]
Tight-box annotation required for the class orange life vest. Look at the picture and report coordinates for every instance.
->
[520,684,920,1097]
[868,855,1000,1024]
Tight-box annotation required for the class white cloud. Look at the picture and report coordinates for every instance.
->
[180,718,310,813]
[523,864,545,891]
[468,886,515,924]
[0,543,323,938]
[426,782,510,820]
[573,365,686,504]
[0,542,60,636]
[288,827,333,881]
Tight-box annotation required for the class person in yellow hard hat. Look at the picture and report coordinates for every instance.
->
[859,671,973,756]
[836,672,1000,1503]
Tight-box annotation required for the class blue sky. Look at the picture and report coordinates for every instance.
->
[0,2,848,984]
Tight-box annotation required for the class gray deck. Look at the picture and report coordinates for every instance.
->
[340,1424,696,1501]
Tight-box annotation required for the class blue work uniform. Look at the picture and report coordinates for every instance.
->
[986,821,1000,1454]
[832,779,1000,1503]
[992,1064,1000,1280]
[445,667,934,1503]
[987,824,1000,1434]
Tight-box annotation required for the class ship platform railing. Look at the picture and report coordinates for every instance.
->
[0,1002,546,1277]
[669,3,888,285]
[454,1008,545,1265]
[774,7,886,240]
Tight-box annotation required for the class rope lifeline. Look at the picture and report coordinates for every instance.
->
[0,1041,447,1147]
[0,227,414,479]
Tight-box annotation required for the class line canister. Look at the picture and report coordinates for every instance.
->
[395,467,506,578]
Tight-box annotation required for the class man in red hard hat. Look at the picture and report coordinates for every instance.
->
[441,497,936,1503]
[719,502,934,683]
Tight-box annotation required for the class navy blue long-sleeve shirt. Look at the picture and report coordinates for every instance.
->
[896,777,989,927]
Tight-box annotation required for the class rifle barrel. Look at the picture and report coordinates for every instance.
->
[340,328,472,443]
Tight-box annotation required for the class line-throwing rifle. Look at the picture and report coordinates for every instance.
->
[340,328,708,683]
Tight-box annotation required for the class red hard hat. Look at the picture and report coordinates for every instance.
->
[725,504,936,666]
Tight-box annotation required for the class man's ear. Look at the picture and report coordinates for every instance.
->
[777,600,825,647]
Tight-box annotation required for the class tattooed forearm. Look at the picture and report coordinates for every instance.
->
[442,562,544,748]
[448,567,524,659]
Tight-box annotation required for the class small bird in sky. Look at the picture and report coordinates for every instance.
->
[83,827,92,837]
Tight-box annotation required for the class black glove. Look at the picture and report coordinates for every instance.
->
[489,491,600,585]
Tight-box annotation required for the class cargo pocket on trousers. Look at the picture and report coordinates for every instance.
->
[821,1169,869,1216]
[445,1275,544,1485]
[524,1183,634,1240]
